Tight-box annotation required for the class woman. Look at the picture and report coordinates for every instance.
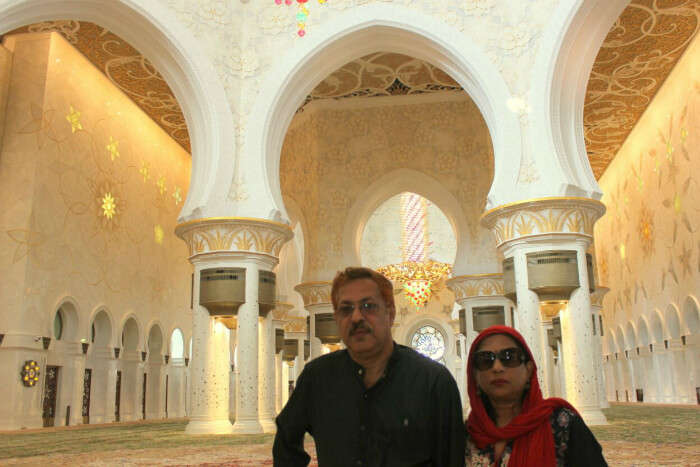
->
[465,325,607,466]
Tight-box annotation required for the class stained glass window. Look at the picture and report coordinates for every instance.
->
[53,310,64,340]
[410,325,446,362]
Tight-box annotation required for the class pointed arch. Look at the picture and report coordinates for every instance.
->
[530,0,628,199]
[88,306,115,347]
[246,3,520,220]
[0,0,235,220]
[342,168,473,275]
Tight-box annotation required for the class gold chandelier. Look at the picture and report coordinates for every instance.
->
[377,260,452,307]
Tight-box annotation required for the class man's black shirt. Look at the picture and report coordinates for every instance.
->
[273,344,466,466]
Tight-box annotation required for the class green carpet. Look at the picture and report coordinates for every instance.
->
[0,421,272,459]
[592,404,699,444]
[1,404,698,460]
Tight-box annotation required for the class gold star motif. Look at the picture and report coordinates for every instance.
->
[66,106,82,133]
[157,176,167,195]
[106,137,120,161]
[100,193,117,219]
[139,161,151,182]
[154,225,164,244]
[172,186,182,205]
[673,193,682,213]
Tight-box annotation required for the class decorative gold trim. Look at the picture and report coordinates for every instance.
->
[294,281,332,307]
[294,281,332,287]
[175,217,293,258]
[175,216,291,232]
[446,274,506,300]
[481,197,605,220]
[449,273,503,280]
[480,197,606,246]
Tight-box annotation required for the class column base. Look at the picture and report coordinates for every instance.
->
[231,418,264,434]
[579,407,608,426]
[260,417,277,433]
[185,419,234,434]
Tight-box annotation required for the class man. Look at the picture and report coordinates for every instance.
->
[273,267,465,466]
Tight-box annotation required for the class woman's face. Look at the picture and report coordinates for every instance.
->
[473,334,534,405]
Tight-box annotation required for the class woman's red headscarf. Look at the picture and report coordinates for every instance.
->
[466,325,577,467]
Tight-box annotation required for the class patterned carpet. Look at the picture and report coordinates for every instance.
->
[0,404,698,466]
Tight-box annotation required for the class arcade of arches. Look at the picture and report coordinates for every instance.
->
[0,0,698,435]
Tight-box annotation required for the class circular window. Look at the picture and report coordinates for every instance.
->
[410,325,446,362]
[53,310,64,340]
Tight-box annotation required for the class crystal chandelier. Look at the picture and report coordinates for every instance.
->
[377,260,452,307]
[376,193,451,307]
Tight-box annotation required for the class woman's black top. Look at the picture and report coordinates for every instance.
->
[465,408,607,466]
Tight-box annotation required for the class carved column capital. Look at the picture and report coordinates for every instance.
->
[446,274,505,301]
[294,281,332,307]
[175,217,293,260]
[284,317,307,334]
[271,302,294,321]
[480,197,606,249]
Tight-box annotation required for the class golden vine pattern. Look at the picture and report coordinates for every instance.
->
[585,0,700,178]
[9,21,190,152]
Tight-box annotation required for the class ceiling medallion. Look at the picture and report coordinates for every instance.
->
[274,0,327,37]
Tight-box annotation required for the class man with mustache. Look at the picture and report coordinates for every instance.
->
[273,267,465,466]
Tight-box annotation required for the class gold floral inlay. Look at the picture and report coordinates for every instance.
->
[100,192,117,219]
[66,106,82,133]
[106,136,120,161]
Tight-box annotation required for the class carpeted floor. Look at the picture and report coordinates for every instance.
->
[0,404,698,466]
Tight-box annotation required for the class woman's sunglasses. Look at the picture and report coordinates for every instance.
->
[473,347,526,371]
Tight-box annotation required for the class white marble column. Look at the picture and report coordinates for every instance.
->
[540,320,555,399]
[174,218,292,435]
[560,244,607,425]
[70,351,87,425]
[668,339,688,403]
[272,316,287,415]
[105,359,118,421]
[590,287,610,408]
[683,334,699,404]
[282,362,290,405]
[275,350,283,414]
[186,263,233,435]
[258,312,276,433]
[233,261,263,434]
[294,282,331,361]
[512,248,547,389]
[292,333,306,375]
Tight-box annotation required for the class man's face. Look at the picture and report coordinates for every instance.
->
[334,278,395,359]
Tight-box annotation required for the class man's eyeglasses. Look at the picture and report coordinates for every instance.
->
[336,302,380,317]
[473,348,526,371]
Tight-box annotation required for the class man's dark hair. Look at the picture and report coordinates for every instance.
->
[331,267,395,312]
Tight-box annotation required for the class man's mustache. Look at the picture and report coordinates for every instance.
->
[350,322,372,335]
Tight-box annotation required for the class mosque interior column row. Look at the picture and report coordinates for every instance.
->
[175,218,293,435]
[481,197,609,426]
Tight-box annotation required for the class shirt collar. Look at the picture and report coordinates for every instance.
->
[344,341,405,378]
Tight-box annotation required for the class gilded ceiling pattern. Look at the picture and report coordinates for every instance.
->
[5,2,698,176]
[297,52,463,112]
[7,21,190,153]
[585,0,700,178]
